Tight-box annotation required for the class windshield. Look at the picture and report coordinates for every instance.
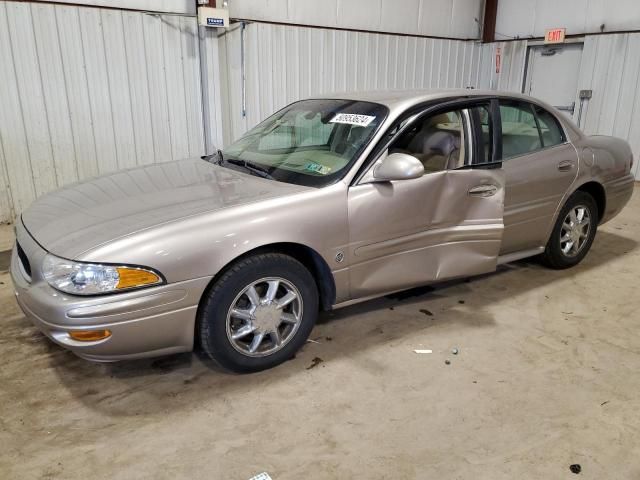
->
[221,99,388,187]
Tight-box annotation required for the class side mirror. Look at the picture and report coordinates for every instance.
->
[373,153,424,181]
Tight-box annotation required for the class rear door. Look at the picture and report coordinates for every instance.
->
[346,100,505,299]
[498,100,579,254]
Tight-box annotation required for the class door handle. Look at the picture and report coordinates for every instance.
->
[557,160,575,172]
[468,184,499,197]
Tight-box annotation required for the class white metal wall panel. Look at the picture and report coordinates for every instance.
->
[218,22,487,143]
[32,0,195,14]
[229,0,484,40]
[0,1,205,222]
[496,0,640,39]
[576,33,640,178]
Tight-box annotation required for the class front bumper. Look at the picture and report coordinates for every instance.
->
[10,223,212,361]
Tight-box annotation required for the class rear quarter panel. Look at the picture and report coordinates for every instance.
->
[573,135,634,223]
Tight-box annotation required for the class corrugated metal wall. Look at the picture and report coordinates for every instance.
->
[495,0,640,39]
[229,0,484,40]
[217,22,490,144]
[0,1,205,222]
[577,33,640,178]
[487,35,640,179]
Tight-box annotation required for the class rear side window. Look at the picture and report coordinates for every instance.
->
[499,101,542,159]
[534,106,565,147]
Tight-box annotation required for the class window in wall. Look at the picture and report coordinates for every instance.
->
[499,101,542,159]
[389,110,466,174]
[534,106,565,147]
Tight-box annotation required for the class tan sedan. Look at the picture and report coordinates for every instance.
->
[11,89,634,372]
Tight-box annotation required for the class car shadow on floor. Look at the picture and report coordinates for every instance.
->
[34,230,638,414]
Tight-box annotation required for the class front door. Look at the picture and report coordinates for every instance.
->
[347,104,505,299]
[524,43,583,120]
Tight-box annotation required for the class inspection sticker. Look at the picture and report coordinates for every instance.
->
[304,162,331,175]
[330,113,376,127]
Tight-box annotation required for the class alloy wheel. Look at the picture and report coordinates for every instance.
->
[560,205,591,258]
[226,277,303,357]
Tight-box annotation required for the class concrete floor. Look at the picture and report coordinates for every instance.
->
[1,189,639,480]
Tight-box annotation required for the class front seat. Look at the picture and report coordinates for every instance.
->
[406,115,461,172]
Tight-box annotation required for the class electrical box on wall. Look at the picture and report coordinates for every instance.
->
[198,7,229,28]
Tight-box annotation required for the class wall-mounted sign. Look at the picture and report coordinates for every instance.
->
[544,28,566,44]
[198,6,229,28]
[495,47,501,74]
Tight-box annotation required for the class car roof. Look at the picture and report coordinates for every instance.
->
[317,88,537,109]
[315,88,583,140]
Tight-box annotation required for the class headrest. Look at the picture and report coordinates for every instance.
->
[425,114,453,128]
[423,130,459,155]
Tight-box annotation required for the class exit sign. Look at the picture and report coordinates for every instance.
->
[545,28,566,44]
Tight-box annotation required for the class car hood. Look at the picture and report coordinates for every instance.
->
[21,158,309,259]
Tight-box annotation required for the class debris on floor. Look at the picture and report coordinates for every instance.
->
[451,348,459,355]
[306,357,324,370]
[419,308,433,316]
[445,359,451,365]
[413,349,433,354]
[248,473,273,480]
[570,464,582,474]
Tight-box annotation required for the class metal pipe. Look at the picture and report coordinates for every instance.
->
[577,98,585,128]
[240,21,246,118]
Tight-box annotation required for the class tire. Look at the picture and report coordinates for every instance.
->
[540,190,598,269]
[198,253,318,373]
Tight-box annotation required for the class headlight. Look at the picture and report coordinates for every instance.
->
[42,254,163,295]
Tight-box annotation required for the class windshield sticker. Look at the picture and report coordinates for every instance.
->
[330,113,376,127]
[304,162,331,175]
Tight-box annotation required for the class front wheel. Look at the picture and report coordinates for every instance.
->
[198,253,318,373]
[540,191,598,269]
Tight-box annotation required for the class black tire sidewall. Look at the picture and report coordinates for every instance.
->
[544,191,598,269]
[199,254,318,373]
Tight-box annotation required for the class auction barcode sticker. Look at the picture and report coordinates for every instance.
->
[330,113,376,127]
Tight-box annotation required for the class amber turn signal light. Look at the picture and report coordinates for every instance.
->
[116,268,161,290]
[69,329,112,342]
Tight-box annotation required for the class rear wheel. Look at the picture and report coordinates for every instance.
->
[540,191,598,269]
[198,253,318,373]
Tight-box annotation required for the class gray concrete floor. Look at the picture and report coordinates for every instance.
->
[2,189,640,480]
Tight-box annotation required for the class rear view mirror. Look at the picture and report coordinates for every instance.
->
[373,153,424,181]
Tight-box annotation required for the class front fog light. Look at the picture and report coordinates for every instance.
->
[69,329,112,342]
[42,254,162,295]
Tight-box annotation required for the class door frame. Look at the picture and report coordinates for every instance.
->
[521,40,585,116]
[352,96,503,185]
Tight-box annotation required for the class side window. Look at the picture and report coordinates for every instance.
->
[534,106,565,147]
[389,109,466,174]
[499,101,542,159]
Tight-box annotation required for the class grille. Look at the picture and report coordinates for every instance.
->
[16,242,32,278]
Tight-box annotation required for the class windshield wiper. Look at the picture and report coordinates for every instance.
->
[224,158,275,180]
